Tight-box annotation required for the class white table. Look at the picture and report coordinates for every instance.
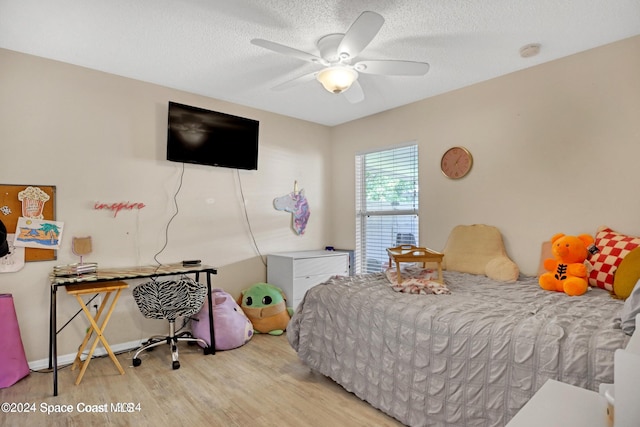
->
[506,379,607,426]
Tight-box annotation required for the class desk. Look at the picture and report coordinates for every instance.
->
[387,245,444,283]
[49,263,217,396]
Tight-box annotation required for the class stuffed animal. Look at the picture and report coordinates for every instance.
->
[237,283,293,336]
[192,288,253,350]
[539,233,595,296]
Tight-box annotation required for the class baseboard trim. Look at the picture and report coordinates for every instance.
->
[28,339,145,371]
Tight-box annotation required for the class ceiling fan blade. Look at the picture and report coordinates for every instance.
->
[354,60,430,76]
[337,11,384,59]
[251,38,326,65]
[343,80,365,104]
[271,71,318,91]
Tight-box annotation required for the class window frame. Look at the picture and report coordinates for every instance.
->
[355,142,419,274]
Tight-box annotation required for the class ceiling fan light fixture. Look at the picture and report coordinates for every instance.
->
[316,66,357,94]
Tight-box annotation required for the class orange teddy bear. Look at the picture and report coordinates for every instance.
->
[539,233,595,296]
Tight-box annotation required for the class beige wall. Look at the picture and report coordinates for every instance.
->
[330,35,640,276]
[2,34,639,365]
[0,48,332,363]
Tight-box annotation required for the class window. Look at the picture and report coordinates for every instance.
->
[355,144,419,273]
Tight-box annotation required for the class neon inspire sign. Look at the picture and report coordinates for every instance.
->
[94,201,146,217]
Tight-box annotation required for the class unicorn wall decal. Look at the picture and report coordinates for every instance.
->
[273,182,310,235]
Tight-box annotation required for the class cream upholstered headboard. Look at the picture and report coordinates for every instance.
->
[442,224,519,282]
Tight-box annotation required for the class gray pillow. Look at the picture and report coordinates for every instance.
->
[620,278,640,335]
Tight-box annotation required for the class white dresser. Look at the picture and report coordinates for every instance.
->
[267,250,349,310]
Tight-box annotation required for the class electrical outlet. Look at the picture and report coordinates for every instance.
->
[93,295,102,311]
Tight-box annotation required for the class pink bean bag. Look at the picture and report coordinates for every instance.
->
[0,294,30,388]
[192,288,253,351]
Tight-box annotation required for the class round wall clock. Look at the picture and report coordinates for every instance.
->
[441,146,473,179]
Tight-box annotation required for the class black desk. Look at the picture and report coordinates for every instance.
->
[49,263,217,396]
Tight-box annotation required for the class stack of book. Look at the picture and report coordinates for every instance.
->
[53,262,98,277]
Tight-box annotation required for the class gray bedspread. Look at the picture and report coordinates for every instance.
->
[287,271,629,426]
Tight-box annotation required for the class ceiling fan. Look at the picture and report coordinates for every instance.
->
[251,11,430,103]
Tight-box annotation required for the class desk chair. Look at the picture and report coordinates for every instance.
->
[132,278,207,370]
[66,281,128,385]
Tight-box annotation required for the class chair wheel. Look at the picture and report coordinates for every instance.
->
[172,361,180,370]
[132,358,142,367]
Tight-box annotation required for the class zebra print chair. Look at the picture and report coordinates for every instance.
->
[132,278,208,370]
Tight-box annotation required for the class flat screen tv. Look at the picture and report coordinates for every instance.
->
[167,101,259,170]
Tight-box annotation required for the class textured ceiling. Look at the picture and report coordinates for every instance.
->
[1,0,639,126]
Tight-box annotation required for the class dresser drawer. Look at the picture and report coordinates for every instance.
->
[293,274,329,297]
[294,256,348,278]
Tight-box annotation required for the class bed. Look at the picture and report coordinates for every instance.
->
[287,269,629,426]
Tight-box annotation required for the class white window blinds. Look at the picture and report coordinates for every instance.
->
[355,144,419,273]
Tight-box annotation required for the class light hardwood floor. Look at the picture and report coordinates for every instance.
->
[1,334,403,426]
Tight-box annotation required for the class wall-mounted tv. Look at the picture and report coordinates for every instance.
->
[167,101,259,170]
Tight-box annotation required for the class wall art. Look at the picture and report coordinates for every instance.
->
[273,182,310,235]
[14,217,64,250]
[0,184,57,261]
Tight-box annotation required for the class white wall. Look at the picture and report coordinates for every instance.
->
[0,48,332,363]
[330,35,640,275]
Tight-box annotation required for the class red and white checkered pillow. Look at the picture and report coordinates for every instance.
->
[588,227,640,291]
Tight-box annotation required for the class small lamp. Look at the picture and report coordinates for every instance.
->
[316,66,358,94]
[72,236,92,264]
